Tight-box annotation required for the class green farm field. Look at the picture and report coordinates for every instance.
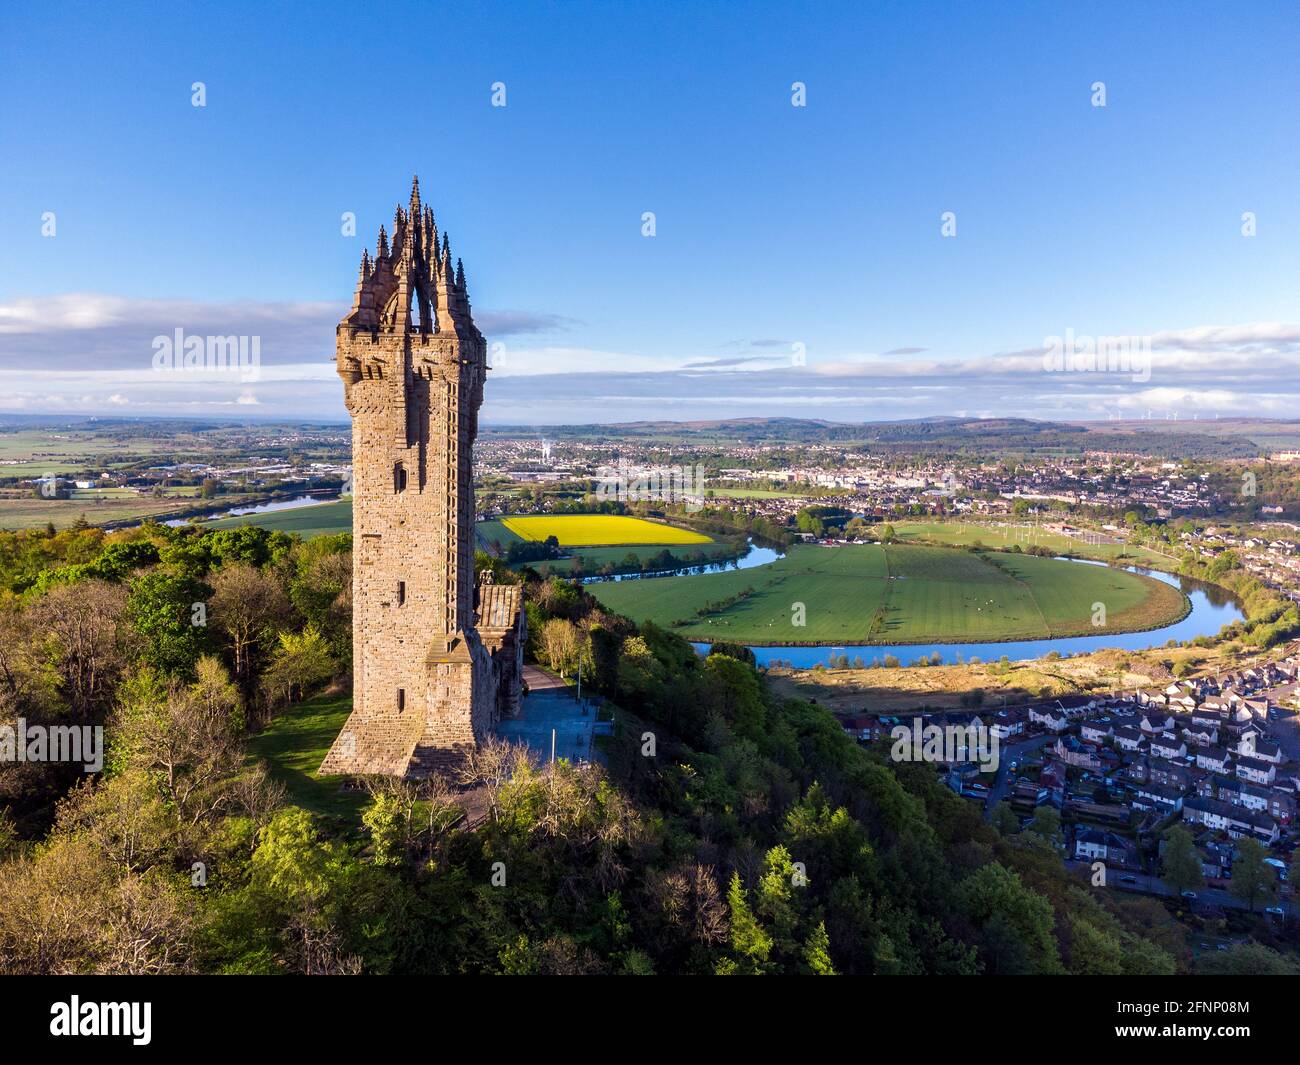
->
[892,520,1173,567]
[476,518,524,548]
[0,428,174,476]
[0,495,203,530]
[705,486,804,499]
[588,542,1188,645]
[530,539,739,574]
[205,499,353,538]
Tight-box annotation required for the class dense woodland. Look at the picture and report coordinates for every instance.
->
[0,520,1295,974]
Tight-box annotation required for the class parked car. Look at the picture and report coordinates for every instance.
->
[1181,891,1198,900]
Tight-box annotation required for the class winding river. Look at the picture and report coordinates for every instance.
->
[584,541,1245,668]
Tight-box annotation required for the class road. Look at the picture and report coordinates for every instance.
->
[1260,680,1300,761]
[1064,860,1289,916]
[984,734,1054,814]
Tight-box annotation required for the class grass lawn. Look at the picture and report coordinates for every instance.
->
[205,498,353,538]
[246,691,368,822]
[588,542,1188,645]
[500,513,713,547]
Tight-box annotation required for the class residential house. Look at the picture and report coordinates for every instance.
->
[1075,828,1137,867]
[1133,781,1184,814]
[1150,733,1188,761]
[1029,705,1069,732]
[1113,726,1146,753]
[1182,796,1280,844]
[1236,756,1278,786]
[1195,746,1232,773]
[1056,735,1102,770]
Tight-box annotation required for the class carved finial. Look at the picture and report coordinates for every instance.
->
[410,174,421,210]
[455,257,465,289]
[377,225,389,259]
[360,248,371,277]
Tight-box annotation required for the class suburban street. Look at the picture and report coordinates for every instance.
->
[984,734,1054,812]
[1063,860,1291,918]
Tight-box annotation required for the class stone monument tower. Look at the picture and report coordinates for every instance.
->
[320,178,524,778]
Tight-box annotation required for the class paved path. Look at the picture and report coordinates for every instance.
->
[497,665,603,765]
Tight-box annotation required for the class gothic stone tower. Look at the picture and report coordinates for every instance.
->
[320,178,524,778]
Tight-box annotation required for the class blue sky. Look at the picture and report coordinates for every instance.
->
[2,0,1299,423]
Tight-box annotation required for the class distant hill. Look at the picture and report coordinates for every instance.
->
[484,415,1300,457]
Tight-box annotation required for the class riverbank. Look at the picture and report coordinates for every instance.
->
[766,641,1273,715]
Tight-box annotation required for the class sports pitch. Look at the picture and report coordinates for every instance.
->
[587,542,1188,645]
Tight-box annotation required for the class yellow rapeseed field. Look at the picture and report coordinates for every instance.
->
[501,514,713,547]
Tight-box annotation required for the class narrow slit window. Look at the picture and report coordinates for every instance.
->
[397,580,406,605]
[397,688,406,712]
[394,463,408,492]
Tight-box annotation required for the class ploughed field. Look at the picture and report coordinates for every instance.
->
[588,543,1189,645]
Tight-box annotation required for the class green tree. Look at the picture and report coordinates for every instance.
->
[990,801,1019,836]
[802,921,836,975]
[1026,806,1062,850]
[260,625,337,707]
[1160,825,1204,896]
[1194,942,1299,975]
[959,862,1062,975]
[720,873,772,975]
[127,569,211,676]
[209,562,293,687]
[1229,838,1276,912]
[362,791,406,868]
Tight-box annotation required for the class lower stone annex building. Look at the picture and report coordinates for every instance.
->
[319,178,525,778]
